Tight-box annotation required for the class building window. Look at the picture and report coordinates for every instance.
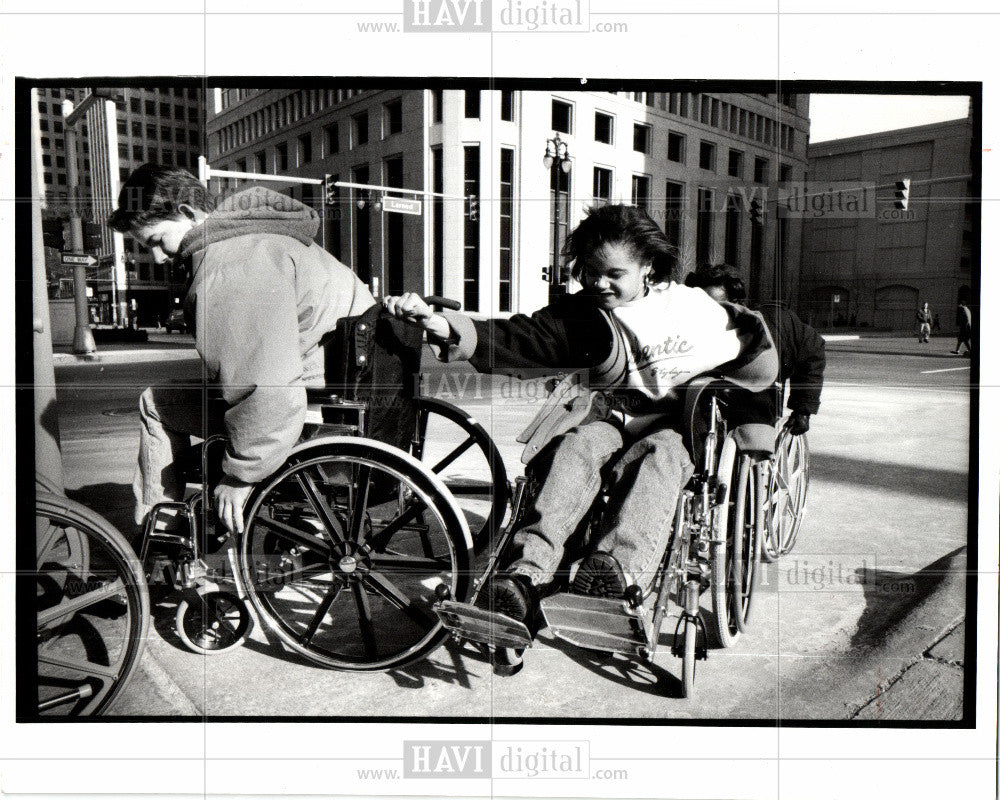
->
[754,156,768,183]
[432,89,443,123]
[132,144,144,160]
[463,145,481,312]
[130,98,141,113]
[594,112,614,145]
[431,146,444,296]
[551,99,573,134]
[779,163,793,183]
[324,122,339,156]
[160,102,170,117]
[162,150,174,166]
[384,98,403,136]
[549,153,571,285]
[275,141,288,172]
[593,167,613,205]
[161,125,171,141]
[145,100,156,114]
[145,123,157,140]
[725,194,742,267]
[324,172,341,260]
[631,175,651,212]
[384,156,405,296]
[499,147,514,312]
[254,150,267,173]
[465,89,480,119]
[699,141,716,171]
[352,164,371,285]
[189,129,199,145]
[728,149,743,179]
[42,154,51,167]
[117,120,128,135]
[633,123,651,154]
[500,90,515,122]
[298,132,312,164]
[352,111,368,147]
[39,119,49,132]
[667,132,685,163]
[664,181,684,252]
[696,188,713,266]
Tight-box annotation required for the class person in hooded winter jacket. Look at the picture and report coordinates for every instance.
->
[109,163,374,535]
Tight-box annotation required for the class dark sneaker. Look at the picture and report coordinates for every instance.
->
[571,551,629,598]
[476,573,537,624]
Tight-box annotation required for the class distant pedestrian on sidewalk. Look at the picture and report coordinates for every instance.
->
[952,300,973,356]
[916,302,933,343]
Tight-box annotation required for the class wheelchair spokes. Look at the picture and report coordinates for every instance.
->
[34,492,149,716]
[237,443,471,670]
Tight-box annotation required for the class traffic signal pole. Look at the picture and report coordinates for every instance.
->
[62,101,96,355]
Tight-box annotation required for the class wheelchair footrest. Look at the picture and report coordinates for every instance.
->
[540,593,649,657]
[434,600,533,650]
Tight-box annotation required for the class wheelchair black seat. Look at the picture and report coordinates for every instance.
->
[317,304,424,454]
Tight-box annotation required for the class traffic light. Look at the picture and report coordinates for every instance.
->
[324,175,337,206]
[894,178,911,211]
[42,218,66,250]
[83,222,103,252]
[749,198,765,226]
[467,195,479,221]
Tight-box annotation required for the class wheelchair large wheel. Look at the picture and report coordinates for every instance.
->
[761,430,810,562]
[412,397,509,555]
[34,492,149,716]
[710,437,746,648]
[732,455,760,633]
[236,438,472,671]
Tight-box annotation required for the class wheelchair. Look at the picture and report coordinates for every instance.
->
[759,421,810,562]
[136,296,510,669]
[434,374,771,698]
[33,489,150,716]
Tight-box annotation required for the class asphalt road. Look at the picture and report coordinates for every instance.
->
[45,334,972,720]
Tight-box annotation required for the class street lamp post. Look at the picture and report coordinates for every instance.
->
[543,134,572,302]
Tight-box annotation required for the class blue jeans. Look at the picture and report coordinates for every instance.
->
[133,386,226,526]
[507,419,694,590]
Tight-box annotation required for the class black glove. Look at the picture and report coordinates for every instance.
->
[786,411,811,436]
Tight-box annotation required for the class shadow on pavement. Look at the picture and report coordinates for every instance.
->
[543,632,684,698]
[66,482,136,543]
[849,546,967,652]
[810,454,968,502]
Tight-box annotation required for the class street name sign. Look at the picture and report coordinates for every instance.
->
[382,197,423,215]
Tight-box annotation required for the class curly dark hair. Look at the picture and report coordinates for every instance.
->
[684,263,748,302]
[563,204,680,284]
[107,162,214,232]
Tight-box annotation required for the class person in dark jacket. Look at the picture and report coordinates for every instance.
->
[685,264,825,435]
[952,301,973,356]
[384,206,777,630]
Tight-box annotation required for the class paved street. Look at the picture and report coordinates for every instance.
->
[45,332,973,719]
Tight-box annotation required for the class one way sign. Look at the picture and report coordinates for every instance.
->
[61,252,98,267]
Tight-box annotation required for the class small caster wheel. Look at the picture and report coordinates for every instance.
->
[434,583,452,602]
[491,647,524,677]
[175,591,253,654]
